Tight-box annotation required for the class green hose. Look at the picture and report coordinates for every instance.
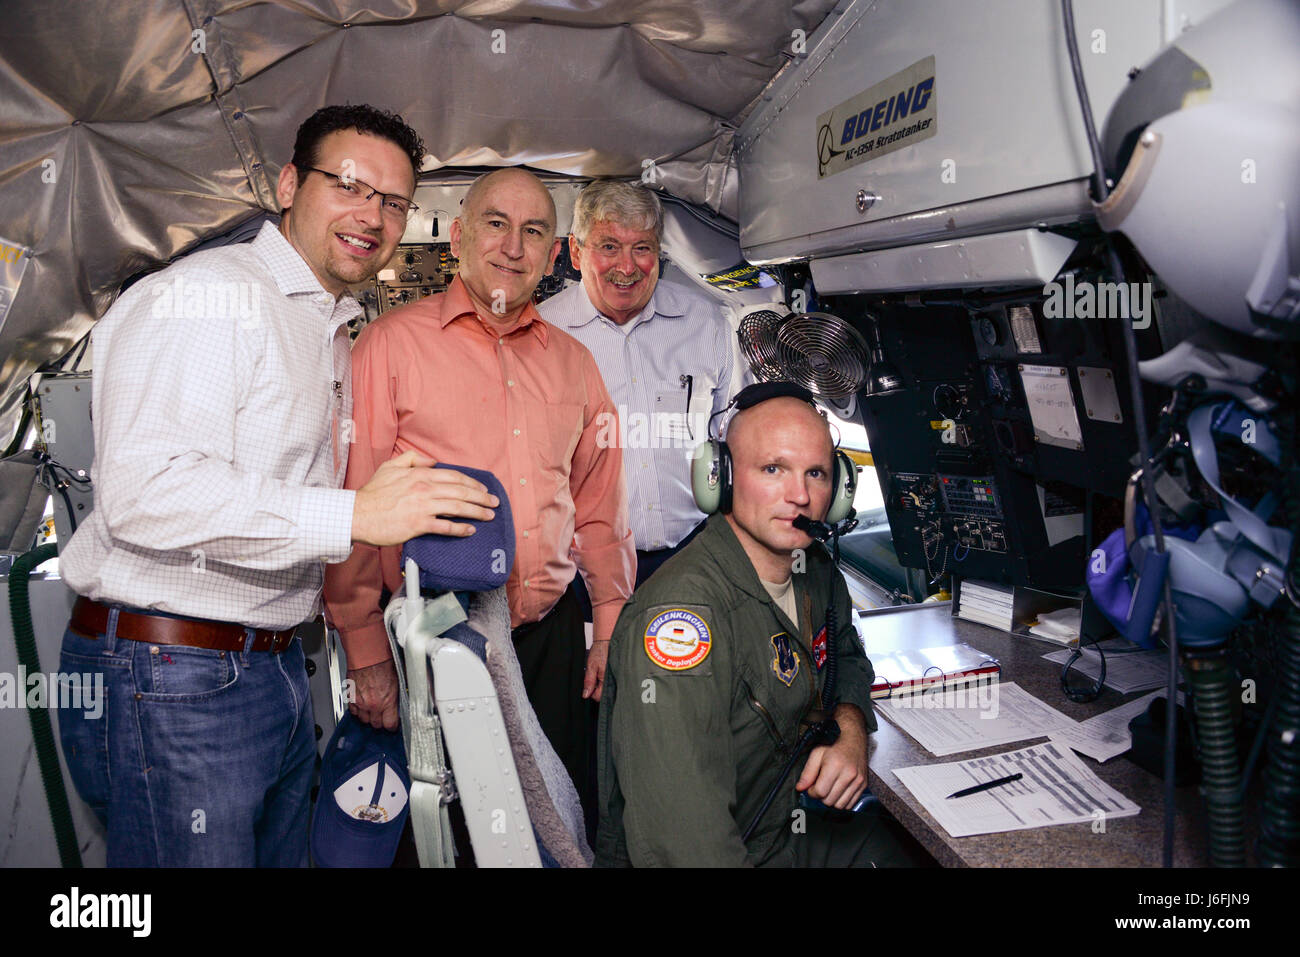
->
[1258,395,1300,868]
[8,542,82,868]
[1185,652,1245,867]
[1258,604,1300,866]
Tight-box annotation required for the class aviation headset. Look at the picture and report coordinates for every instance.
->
[690,381,858,524]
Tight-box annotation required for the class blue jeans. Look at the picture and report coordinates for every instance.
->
[57,608,316,867]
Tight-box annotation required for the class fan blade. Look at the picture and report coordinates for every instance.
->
[737,309,788,381]
[776,312,871,399]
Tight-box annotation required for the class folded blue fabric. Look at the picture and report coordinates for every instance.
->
[403,463,515,592]
[311,713,411,868]
[441,620,488,662]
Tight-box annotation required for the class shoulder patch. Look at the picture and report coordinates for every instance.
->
[812,624,828,670]
[644,609,712,671]
[770,632,800,686]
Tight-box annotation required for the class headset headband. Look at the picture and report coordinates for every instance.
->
[709,380,816,439]
[733,381,815,409]
[695,379,856,524]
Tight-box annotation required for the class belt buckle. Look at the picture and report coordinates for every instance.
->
[268,633,280,653]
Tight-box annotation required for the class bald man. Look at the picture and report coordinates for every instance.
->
[325,168,634,811]
[597,383,931,867]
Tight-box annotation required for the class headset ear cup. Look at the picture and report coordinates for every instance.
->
[718,442,733,514]
[825,449,858,525]
[692,439,728,515]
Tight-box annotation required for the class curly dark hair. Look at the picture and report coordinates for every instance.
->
[290,104,424,184]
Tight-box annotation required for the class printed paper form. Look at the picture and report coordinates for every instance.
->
[1051,691,1182,763]
[894,742,1140,837]
[875,681,1077,756]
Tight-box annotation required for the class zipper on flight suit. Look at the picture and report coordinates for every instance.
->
[741,678,789,757]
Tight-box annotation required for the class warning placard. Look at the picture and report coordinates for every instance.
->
[0,236,32,337]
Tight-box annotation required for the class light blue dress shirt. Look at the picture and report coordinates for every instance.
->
[538,279,747,549]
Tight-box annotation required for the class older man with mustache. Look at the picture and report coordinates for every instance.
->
[538,181,748,596]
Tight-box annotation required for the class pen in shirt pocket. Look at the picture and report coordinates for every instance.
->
[679,374,693,438]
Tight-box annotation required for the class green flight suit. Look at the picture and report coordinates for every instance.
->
[596,514,877,867]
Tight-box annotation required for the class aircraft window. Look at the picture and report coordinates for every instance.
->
[816,403,914,606]
[824,410,885,515]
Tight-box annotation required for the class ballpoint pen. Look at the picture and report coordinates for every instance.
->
[946,772,1023,799]
[680,373,694,438]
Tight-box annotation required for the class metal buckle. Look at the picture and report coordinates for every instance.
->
[434,768,458,805]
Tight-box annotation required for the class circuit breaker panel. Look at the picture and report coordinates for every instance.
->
[842,294,1139,590]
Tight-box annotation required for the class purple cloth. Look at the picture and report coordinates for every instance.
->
[1086,505,1201,635]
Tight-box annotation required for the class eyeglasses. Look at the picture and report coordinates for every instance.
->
[306,168,419,220]
[579,238,660,261]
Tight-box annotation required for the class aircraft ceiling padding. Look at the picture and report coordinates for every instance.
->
[0,0,836,435]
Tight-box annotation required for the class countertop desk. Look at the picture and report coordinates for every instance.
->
[859,602,1215,867]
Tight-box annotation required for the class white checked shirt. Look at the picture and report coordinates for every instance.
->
[60,222,358,630]
[538,279,747,550]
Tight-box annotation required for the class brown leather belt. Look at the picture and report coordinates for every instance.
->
[70,596,296,653]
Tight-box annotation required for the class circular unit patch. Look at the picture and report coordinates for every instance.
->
[644,609,712,671]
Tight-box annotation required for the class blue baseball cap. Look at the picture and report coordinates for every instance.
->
[311,713,411,868]
[403,462,515,592]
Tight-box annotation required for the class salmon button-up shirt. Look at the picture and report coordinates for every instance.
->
[324,276,635,669]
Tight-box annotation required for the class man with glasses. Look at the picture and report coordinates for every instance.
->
[57,105,498,866]
[538,180,747,593]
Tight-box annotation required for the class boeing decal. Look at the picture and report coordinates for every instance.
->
[816,55,938,178]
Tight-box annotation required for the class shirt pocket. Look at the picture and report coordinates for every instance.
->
[525,401,583,491]
[652,374,716,448]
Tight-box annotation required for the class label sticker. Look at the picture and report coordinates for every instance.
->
[644,609,712,671]
[1019,364,1084,450]
[771,633,800,687]
[815,55,937,178]
[700,261,774,291]
[812,625,827,670]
